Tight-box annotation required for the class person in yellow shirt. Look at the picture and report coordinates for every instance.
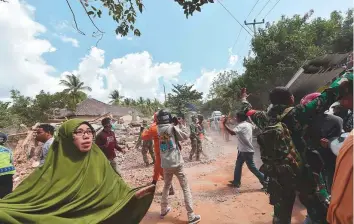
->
[0,132,15,198]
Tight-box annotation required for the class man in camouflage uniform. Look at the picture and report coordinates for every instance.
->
[189,115,203,161]
[241,72,353,224]
[136,120,155,166]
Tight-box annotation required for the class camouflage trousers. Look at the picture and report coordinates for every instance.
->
[142,141,155,166]
[190,137,202,160]
[271,174,329,224]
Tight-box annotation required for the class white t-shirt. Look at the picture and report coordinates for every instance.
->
[233,121,254,153]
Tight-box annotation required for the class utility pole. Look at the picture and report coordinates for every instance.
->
[244,19,265,35]
[163,84,167,103]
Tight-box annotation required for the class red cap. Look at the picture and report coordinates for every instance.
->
[246,110,257,116]
[300,92,321,105]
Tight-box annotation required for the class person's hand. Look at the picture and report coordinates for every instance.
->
[320,138,330,148]
[240,88,251,99]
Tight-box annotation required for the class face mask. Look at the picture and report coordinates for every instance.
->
[111,121,118,131]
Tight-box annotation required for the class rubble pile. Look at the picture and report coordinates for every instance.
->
[10,117,225,191]
[12,139,43,188]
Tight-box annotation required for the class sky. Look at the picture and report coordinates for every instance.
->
[0,0,352,103]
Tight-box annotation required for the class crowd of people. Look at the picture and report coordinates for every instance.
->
[0,70,351,223]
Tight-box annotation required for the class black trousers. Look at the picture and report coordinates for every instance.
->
[0,174,13,199]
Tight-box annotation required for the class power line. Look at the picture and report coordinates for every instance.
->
[246,0,261,20]
[255,0,271,18]
[218,1,253,37]
[232,0,261,54]
[232,28,242,50]
[263,0,281,19]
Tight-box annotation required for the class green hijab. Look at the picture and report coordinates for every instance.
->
[0,119,153,224]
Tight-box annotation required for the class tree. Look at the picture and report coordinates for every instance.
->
[166,84,203,116]
[59,74,92,110]
[200,9,353,113]
[137,97,145,106]
[0,101,20,129]
[221,9,354,109]
[109,90,124,105]
[13,0,214,43]
[123,98,132,106]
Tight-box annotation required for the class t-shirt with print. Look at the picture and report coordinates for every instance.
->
[95,130,117,160]
[233,121,254,153]
[157,124,188,168]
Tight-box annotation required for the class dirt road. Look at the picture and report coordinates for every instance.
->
[137,135,307,224]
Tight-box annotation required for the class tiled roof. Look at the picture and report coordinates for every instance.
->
[70,98,139,117]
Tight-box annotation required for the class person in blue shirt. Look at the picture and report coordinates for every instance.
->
[0,132,15,198]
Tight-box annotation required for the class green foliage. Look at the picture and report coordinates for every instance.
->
[119,96,162,117]
[59,74,91,110]
[174,0,214,18]
[81,0,214,37]
[203,9,353,112]
[109,90,124,105]
[166,84,203,116]
[0,90,70,127]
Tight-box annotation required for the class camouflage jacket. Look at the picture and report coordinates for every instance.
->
[343,110,353,133]
[189,123,202,139]
[136,124,153,148]
[242,72,353,146]
[242,72,352,200]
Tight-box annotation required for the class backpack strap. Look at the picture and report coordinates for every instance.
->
[279,107,294,121]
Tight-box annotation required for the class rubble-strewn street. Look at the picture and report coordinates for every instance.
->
[123,132,307,224]
[9,122,308,223]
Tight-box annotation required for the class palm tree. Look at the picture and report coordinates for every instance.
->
[123,98,131,106]
[59,74,92,109]
[153,98,161,111]
[109,90,124,105]
[137,97,145,106]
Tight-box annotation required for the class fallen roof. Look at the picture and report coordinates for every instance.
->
[287,52,352,100]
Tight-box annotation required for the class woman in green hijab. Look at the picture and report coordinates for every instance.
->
[0,119,155,224]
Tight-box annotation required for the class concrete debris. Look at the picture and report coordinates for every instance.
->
[9,116,224,192]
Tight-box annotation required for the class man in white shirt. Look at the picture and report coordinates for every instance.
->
[223,111,265,189]
[35,124,55,166]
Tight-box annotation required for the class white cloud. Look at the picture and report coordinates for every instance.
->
[228,47,238,66]
[0,0,62,99]
[1,0,225,106]
[62,47,182,103]
[58,35,79,47]
[116,35,133,41]
[193,69,221,100]
[53,20,70,30]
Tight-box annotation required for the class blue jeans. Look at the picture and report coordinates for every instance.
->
[232,152,264,186]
